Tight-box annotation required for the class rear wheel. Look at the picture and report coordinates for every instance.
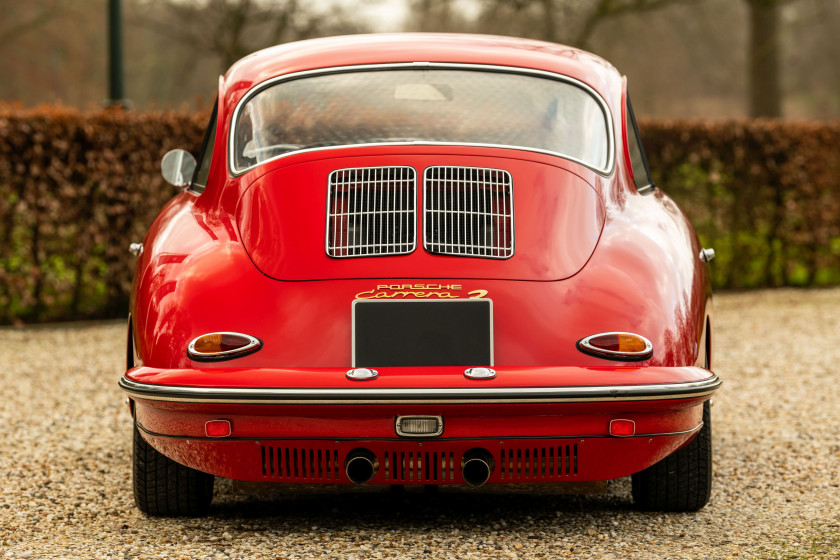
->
[133,425,214,516]
[631,400,712,511]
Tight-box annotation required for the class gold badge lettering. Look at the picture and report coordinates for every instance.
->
[356,285,488,300]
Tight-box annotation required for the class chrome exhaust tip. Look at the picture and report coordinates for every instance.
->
[345,449,378,484]
[461,448,494,487]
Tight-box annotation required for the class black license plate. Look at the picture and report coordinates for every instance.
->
[352,299,493,367]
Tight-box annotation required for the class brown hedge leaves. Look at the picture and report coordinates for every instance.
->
[0,106,207,324]
[0,109,838,324]
[641,118,840,290]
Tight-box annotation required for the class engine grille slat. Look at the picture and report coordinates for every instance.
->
[260,445,341,481]
[424,166,514,259]
[381,450,458,483]
[498,444,578,480]
[326,166,417,257]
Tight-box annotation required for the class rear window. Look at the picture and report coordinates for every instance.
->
[231,67,612,174]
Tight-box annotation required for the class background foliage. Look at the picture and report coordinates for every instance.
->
[643,119,840,289]
[0,107,206,324]
[0,108,838,324]
[3,0,839,120]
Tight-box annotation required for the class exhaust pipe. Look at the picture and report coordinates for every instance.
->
[345,449,378,484]
[461,448,494,487]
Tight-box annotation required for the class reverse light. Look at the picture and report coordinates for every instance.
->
[187,332,262,361]
[576,332,653,361]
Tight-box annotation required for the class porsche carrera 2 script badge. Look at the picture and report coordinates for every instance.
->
[355,284,489,300]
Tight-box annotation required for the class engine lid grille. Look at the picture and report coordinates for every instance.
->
[424,166,514,259]
[326,166,417,257]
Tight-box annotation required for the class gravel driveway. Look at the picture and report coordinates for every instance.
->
[2,289,839,559]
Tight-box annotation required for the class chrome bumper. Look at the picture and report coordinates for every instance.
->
[119,375,721,405]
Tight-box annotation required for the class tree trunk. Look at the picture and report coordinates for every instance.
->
[747,0,782,117]
[540,0,557,42]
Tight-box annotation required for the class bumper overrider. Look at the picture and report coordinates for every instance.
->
[120,366,720,486]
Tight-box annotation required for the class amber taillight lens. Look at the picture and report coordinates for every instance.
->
[576,332,653,361]
[187,332,262,362]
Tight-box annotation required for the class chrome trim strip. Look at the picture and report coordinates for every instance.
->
[119,375,720,405]
[637,421,703,439]
[229,62,615,176]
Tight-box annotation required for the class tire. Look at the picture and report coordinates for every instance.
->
[133,424,214,516]
[631,400,712,511]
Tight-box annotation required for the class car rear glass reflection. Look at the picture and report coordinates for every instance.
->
[233,68,611,173]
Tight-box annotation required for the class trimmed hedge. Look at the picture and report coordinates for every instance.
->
[641,119,840,289]
[0,108,838,324]
[0,107,207,324]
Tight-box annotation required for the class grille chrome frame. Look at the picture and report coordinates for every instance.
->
[423,166,514,259]
[326,166,417,258]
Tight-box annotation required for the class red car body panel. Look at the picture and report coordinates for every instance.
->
[122,33,718,490]
[237,152,605,282]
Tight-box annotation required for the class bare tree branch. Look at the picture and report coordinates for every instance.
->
[0,0,70,48]
[573,0,697,47]
[134,0,364,72]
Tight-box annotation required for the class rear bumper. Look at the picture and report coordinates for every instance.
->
[119,365,720,404]
[121,365,719,484]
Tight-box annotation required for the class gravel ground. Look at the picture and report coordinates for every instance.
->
[1,288,839,559]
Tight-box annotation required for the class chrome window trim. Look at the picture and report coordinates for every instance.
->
[119,374,720,405]
[228,62,615,176]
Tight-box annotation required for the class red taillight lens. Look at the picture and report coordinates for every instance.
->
[205,420,232,438]
[577,332,653,361]
[188,332,262,361]
[609,419,636,437]
[590,333,646,353]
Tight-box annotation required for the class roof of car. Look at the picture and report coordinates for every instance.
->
[221,33,623,109]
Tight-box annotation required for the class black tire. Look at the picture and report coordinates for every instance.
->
[133,424,214,516]
[631,400,712,511]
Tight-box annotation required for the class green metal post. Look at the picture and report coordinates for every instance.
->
[108,0,127,108]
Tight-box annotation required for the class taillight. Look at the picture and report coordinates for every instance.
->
[576,332,653,361]
[609,419,636,437]
[187,332,262,361]
[205,419,232,438]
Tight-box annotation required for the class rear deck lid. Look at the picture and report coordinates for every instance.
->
[236,153,605,281]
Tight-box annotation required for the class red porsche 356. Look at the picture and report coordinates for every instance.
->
[120,33,719,516]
